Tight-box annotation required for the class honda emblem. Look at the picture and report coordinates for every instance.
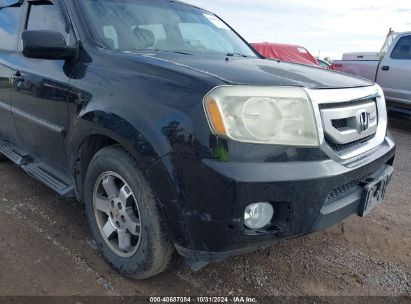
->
[358,112,370,132]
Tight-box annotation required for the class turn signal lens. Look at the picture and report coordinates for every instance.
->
[204,98,226,135]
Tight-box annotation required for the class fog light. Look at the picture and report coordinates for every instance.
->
[244,202,274,230]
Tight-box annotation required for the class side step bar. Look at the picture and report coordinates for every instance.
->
[0,144,32,166]
[0,140,75,197]
[22,163,75,197]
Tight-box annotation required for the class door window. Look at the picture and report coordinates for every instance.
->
[0,1,23,51]
[391,36,411,60]
[26,1,67,40]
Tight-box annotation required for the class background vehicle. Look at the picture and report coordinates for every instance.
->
[333,31,411,112]
[316,58,334,70]
[252,42,319,66]
[0,0,396,279]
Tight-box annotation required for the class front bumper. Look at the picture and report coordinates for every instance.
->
[170,136,396,263]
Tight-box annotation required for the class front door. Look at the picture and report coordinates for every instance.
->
[12,0,76,172]
[0,1,23,144]
[377,34,411,106]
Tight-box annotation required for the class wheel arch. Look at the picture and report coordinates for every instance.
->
[68,111,173,202]
[71,128,190,249]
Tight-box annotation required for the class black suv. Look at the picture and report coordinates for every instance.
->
[0,0,396,279]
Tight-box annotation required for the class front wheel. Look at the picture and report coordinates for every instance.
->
[0,153,8,162]
[84,145,174,279]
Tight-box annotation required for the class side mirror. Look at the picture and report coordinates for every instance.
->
[21,30,77,60]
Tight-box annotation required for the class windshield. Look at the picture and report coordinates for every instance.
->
[80,0,257,57]
[379,31,399,59]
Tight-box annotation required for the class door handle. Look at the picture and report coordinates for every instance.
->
[381,66,390,71]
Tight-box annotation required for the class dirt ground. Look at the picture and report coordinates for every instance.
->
[0,116,409,298]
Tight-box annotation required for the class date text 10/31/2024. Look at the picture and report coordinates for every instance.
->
[149,297,258,303]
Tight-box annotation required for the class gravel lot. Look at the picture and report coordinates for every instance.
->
[0,116,409,297]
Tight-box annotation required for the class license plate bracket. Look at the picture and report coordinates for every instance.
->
[359,166,394,217]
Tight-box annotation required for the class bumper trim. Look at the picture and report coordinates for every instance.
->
[175,241,278,264]
[314,190,362,232]
[203,158,346,182]
[203,137,394,183]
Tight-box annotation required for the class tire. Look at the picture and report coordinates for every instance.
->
[84,145,174,279]
[0,153,8,162]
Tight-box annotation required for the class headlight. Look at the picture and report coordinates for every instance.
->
[203,86,319,146]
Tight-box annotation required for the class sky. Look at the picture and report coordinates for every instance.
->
[185,0,411,60]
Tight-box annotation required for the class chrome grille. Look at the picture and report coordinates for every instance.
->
[320,99,378,153]
[319,98,375,109]
[331,119,348,130]
[306,85,388,161]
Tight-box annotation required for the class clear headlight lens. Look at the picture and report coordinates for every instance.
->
[203,86,319,146]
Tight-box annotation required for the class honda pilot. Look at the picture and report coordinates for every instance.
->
[0,0,396,279]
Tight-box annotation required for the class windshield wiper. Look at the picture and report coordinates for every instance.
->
[128,49,193,55]
[152,49,193,55]
[226,52,248,57]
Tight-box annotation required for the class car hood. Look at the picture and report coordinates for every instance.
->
[142,52,374,89]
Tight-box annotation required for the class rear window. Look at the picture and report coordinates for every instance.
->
[391,36,411,60]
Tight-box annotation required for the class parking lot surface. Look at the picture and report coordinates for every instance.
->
[0,117,410,297]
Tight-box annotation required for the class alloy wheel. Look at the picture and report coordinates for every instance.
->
[93,171,142,257]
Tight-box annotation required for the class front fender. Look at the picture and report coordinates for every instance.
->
[68,96,196,167]
[67,108,193,248]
